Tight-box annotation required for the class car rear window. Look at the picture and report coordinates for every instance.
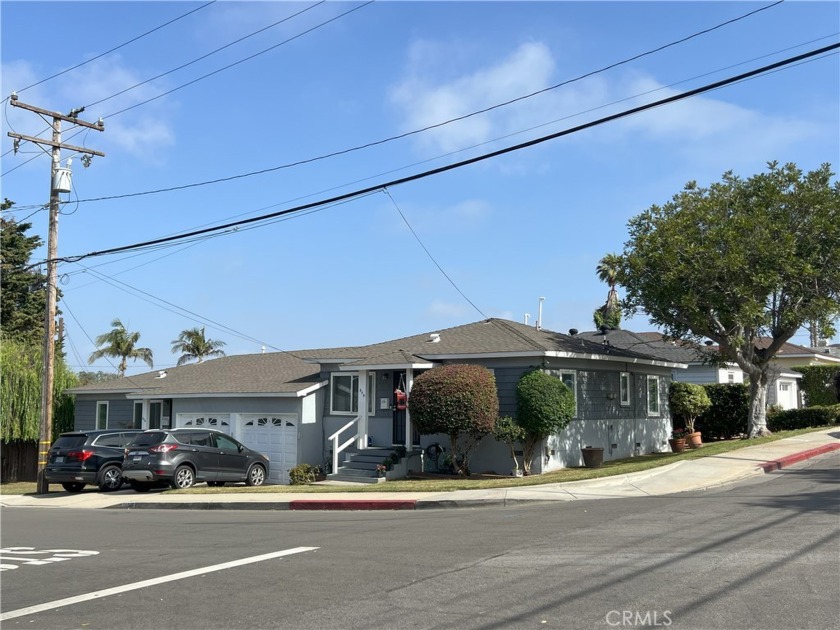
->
[95,433,136,448]
[128,432,167,448]
[52,435,87,449]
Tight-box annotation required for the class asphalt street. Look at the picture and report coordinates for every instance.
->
[1,451,838,630]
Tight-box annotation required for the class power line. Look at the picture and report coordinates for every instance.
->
[385,188,488,320]
[103,1,374,120]
[46,1,789,206]
[52,42,840,266]
[5,1,217,100]
[83,1,326,110]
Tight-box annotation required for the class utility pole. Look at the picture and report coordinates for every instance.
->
[7,95,104,494]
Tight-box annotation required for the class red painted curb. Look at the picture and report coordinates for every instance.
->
[288,500,417,511]
[759,443,840,473]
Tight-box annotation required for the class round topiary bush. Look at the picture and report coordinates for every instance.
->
[408,364,498,474]
[515,370,575,474]
[669,382,712,433]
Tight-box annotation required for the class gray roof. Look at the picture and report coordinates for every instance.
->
[68,319,681,397]
[574,329,713,364]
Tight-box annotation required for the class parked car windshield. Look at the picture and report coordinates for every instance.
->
[128,432,167,448]
[52,435,87,449]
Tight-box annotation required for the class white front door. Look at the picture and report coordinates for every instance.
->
[777,381,797,410]
[239,414,298,485]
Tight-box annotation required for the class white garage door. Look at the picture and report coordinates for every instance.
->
[176,414,232,434]
[239,414,298,485]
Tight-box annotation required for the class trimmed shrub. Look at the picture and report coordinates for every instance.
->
[793,366,840,406]
[409,364,498,475]
[288,463,317,485]
[668,382,711,433]
[697,384,749,440]
[515,370,575,474]
[767,405,840,431]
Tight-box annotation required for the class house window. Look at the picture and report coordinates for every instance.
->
[96,401,109,429]
[647,376,660,416]
[133,402,143,429]
[620,372,631,406]
[779,382,790,392]
[330,373,376,415]
[728,372,735,383]
[546,370,577,417]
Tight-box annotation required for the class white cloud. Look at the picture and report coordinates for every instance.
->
[391,41,557,153]
[426,299,469,319]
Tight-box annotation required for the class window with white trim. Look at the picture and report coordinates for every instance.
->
[330,373,376,415]
[96,401,109,429]
[133,402,143,429]
[620,372,631,406]
[647,376,660,416]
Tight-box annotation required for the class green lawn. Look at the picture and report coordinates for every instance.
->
[1,426,831,496]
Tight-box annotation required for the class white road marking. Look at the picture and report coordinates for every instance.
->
[0,546,318,621]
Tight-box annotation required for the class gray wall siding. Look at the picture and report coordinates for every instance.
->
[73,395,134,430]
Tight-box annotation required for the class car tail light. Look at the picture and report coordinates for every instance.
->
[67,450,95,462]
[149,444,178,453]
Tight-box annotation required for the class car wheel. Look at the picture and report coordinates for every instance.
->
[61,482,85,493]
[98,465,123,492]
[246,464,266,487]
[171,465,195,489]
[130,481,153,493]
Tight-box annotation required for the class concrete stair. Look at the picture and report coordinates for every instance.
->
[327,447,396,484]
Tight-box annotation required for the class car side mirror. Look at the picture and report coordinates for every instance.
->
[238,444,245,453]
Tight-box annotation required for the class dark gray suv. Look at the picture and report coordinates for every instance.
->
[46,429,143,492]
[122,429,269,491]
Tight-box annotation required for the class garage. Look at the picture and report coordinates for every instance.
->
[238,414,298,485]
[175,414,232,434]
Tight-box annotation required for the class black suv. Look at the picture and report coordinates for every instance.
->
[122,429,269,491]
[46,429,143,492]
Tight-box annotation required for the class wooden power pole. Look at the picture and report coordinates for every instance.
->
[7,95,104,494]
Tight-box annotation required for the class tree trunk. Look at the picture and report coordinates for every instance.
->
[747,372,772,438]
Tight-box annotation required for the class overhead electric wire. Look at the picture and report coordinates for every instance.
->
[51,42,839,266]
[385,189,488,320]
[83,1,326,110]
[103,1,374,120]
[5,1,217,99]
[51,1,788,206]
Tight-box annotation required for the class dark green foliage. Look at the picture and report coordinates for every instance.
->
[0,214,55,345]
[593,304,621,330]
[409,364,498,475]
[288,463,317,485]
[792,366,840,406]
[668,382,711,432]
[494,415,526,471]
[515,370,575,473]
[767,405,840,431]
[697,384,749,439]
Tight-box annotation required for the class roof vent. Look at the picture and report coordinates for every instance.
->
[569,328,578,336]
[429,333,440,343]
[156,370,167,379]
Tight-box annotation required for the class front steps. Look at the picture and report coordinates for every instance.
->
[327,447,396,484]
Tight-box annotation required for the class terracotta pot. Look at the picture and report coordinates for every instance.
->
[668,438,687,453]
[686,431,703,448]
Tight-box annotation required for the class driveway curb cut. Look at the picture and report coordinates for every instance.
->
[288,499,417,510]
[113,502,291,511]
[758,442,840,472]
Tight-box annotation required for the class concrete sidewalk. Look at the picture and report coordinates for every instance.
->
[3,428,838,511]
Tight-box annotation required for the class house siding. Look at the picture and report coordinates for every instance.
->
[74,395,135,430]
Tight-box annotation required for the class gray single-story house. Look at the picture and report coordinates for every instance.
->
[66,318,687,483]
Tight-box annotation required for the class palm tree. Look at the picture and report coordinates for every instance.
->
[594,254,622,329]
[171,327,226,366]
[88,318,154,376]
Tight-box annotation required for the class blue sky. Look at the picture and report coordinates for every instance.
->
[2,1,838,376]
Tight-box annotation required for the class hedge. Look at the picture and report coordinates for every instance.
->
[766,404,840,431]
[696,383,749,440]
[792,365,840,406]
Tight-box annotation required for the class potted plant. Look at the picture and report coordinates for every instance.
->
[375,464,387,478]
[669,382,711,449]
[669,428,689,453]
[580,445,604,468]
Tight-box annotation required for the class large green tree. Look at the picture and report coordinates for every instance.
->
[1,204,53,345]
[171,326,226,366]
[88,318,154,376]
[615,162,840,437]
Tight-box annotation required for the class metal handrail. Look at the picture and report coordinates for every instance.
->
[329,415,359,474]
